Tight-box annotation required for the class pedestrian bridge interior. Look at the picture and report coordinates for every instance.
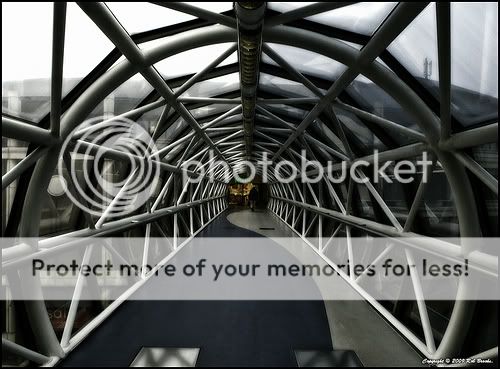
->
[1,2,498,367]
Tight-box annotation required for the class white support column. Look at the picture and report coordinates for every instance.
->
[141,223,152,279]
[61,244,95,347]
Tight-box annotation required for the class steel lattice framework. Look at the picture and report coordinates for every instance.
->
[1,2,498,366]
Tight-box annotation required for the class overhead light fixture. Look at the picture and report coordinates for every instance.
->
[235,2,266,162]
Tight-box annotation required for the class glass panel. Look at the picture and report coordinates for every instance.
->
[262,43,347,81]
[156,117,185,150]
[388,3,498,127]
[137,105,164,136]
[107,2,234,36]
[475,180,499,238]
[335,106,386,152]
[268,2,316,13]
[377,178,409,225]
[269,2,397,36]
[63,3,115,96]
[1,143,28,235]
[85,75,154,120]
[387,4,440,97]
[450,2,498,126]
[178,72,240,98]
[418,169,459,237]
[345,74,423,144]
[259,73,317,97]
[353,183,377,221]
[308,119,348,156]
[189,104,235,119]
[187,2,233,13]
[470,143,498,180]
[306,2,397,36]
[263,103,308,121]
[107,2,194,35]
[2,2,53,122]
[153,44,237,78]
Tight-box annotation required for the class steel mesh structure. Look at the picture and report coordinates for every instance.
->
[1,2,498,366]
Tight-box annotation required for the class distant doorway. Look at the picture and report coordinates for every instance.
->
[227,182,268,210]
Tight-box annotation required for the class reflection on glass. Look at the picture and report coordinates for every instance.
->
[153,44,237,78]
[178,72,240,98]
[262,43,346,81]
[335,106,386,153]
[85,75,154,120]
[268,2,397,36]
[471,143,498,180]
[106,2,194,35]
[259,73,318,97]
[418,170,459,237]
[388,4,439,84]
[388,3,498,128]
[263,103,308,121]
[345,74,422,144]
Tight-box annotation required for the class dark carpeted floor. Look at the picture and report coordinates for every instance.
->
[59,210,333,367]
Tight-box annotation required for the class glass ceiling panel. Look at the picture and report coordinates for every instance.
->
[189,104,236,119]
[62,3,115,97]
[268,2,397,36]
[346,74,422,141]
[108,2,233,36]
[259,73,319,98]
[137,105,164,136]
[187,2,234,13]
[262,43,347,81]
[450,2,498,127]
[107,3,193,35]
[308,119,347,155]
[335,107,386,152]
[387,4,439,89]
[388,3,498,128]
[262,104,308,121]
[267,2,316,13]
[85,75,154,120]
[2,2,53,123]
[153,43,237,79]
[156,117,189,151]
[178,72,240,98]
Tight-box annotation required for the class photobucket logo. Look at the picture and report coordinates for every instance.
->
[57,117,160,220]
[181,150,432,185]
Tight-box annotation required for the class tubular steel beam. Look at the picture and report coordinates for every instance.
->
[153,2,237,28]
[269,196,497,276]
[3,195,226,268]
[77,2,231,168]
[439,123,498,150]
[235,2,266,161]
[11,20,490,361]
[436,2,451,140]
[269,2,429,161]
[50,2,66,138]
[2,147,49,190]
[2,338,50,365]
[2,116,59,146]
[174,42,237,97]
[73,99,167,139]
[334,100,426,142]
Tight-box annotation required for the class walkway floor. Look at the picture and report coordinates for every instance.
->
[59,208,333,367]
